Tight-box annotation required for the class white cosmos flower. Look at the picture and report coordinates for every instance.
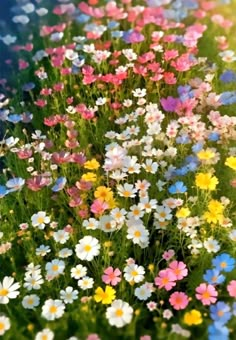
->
[75,236,100,261]
[0,315,10,336]
[77,276,94,290]
[71,264,87,279]
[106,300,133,328]
[41,299,65,321]
[0,276,20,304]
[22,294,40,309]
[22,3,35,13]
[0,35,17,45]
[60,286,78,304]
[35,328,54,340]
[23,273,44,290]
[36,8,48,17]
[134,282,153,301]
[124,264,145,283]
[45,259,65,278]
[31,211,50,230]
[53,230,70,244]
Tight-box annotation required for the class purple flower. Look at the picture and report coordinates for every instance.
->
[160,97,180,112]
[122,30,145,44]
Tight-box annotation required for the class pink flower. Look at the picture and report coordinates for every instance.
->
[155,269,176,291]
[140,336,151,340]
[162,249,175,261]
[169,292,189,310]
[102,267,121,286]
[146,301,157,312]
[168,261,188,280]
[86,334,101,340]
[227,280,236,297]
[195,283,218,305]
[90,199,108,215]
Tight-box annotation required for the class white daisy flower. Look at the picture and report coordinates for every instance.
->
[71,264,87,279]
[0,315,10,336]
[0,276,20,304]
[41,299,65,321]
[75,236,100,261]
[124,264,145,283]
[35,328,54,340]
[53,230,70,244]
[60,286,78,304]
[45,259,65,278]
[77,277,94,290]
[31,211,50,230]
[22,294,40,309]
[106,299,133,328]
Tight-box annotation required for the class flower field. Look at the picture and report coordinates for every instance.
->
[0,0,236,339]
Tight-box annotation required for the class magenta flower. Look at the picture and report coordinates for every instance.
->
[169,292,189,310]
[195,283,218,305]
[102,267,121,286]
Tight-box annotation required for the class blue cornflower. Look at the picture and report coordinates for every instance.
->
[51,177,67,192]
[232,302,236,316]
[220,70,236,83]
[212,253,235,272]
[210,301,232,325]
[203,269,225,285]
[107,21,119,30]
[208,323,229,340]
[168,181,187,194]
[76,14,90,23]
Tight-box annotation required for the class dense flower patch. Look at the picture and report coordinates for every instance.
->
[0,0,236,339]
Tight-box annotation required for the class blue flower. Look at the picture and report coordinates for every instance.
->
[6,177,25,192]
[0,185,9,198]
[212,253,235,272]
[208,323,229,340]
[176,135,190,144]
[174,167,189,176]
[192,142,204,153]
[51,177,67,192]
[22,82,35,92]
[220,70,236,83]
[7,114,22,124]
[219,91,236,105]
[210,301,232,325]
[203,269,225,285]
[168,181,187,194]
[208,132,220,141]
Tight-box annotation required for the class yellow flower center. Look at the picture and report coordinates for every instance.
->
[84,245,91,252]
[49,306,58,314]
[0,322,4,331]
[0,289,8,296]
[131,270,138,277]
[37,217,45,224]
[202,291,210,299]
[115,309,124,317]
[134,231,141,237]
[217,310,224,317]
[123,190,131,197]
[220,262,227,268]
[52,265,59,272]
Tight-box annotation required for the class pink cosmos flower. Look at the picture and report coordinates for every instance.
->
[169,292,189,310]
[26,176,52,191]
[195,283,218,305]
[227,280,236,298]
[90,199,108,215]
[162,249,175,261]
[86,334,101,340]
[155,269,176,291]
[102,267,121,286]
[168,261,188,280]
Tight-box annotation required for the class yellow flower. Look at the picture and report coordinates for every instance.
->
[225,156,236,170]
[94,286,116,304]
[207,200,224,214]
[195,173,218,190]
[183,309,202,326]
[203,211,224,224]
[176,207,190,218]
[84,159,100,170]
[197,149,215,161]
[81,172,97,182]
[94,186,113,202]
